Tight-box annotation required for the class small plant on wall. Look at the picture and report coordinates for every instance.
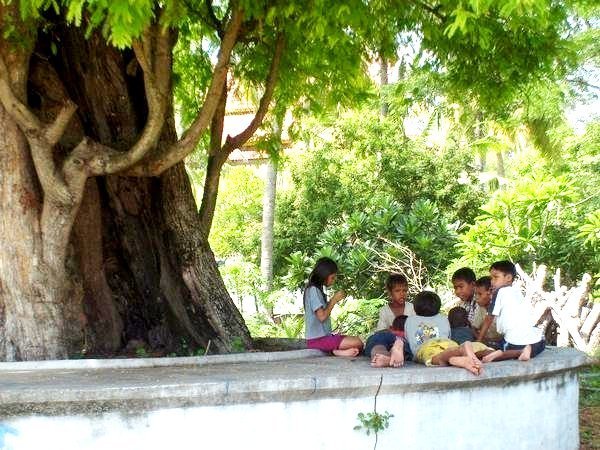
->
[354,375,393,450]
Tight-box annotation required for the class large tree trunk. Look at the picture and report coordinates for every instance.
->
[0,11,83,360]
[0,17,251,360]
[0,102,80,360]
[57,24,251,354]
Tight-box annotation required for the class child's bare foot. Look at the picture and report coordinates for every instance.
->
[518,345,532,361]
[473,357,483,375]
[482,350,503,363]
[460,342,483,374]
[449,356,482,375]
[389,346,404,368]
[462,341,477,360]
[333,348,360,357]
[370,353,391,367]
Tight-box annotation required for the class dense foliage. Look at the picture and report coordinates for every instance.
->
[272,105,485,298]
[210,165,264,261]
[211,96,598,330]
[455,120,600,285]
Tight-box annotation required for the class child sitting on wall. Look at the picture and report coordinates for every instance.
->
[372,291,483,375]
[451,267,478,323]
[482,260,545,362]
[376,273,415,331]
[472,276,503,349]
[448,306,494,358]
[366,315,411,367]
[303,257,364,356]
[448,306,475,344]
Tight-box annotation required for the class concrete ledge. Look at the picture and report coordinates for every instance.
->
[0,348,322,372]
[0,346,589,416]
[0,347,591,450]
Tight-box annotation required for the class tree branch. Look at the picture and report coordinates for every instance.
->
[205,0,225,38]
[198,83,228,235]
[566,77,600,91]
[0,54,42,132]
[30,139,73,204]
[124,7,245,176]
[132,39,153,84]
[196,32,284,237]
[91,22,172,175]
[411,0,445,21]
[0,54,74,203]
[210,83,228,156]
[223,32,285,153]
[44,100,77,145]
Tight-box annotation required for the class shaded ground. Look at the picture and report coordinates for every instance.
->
[580,364,600,449]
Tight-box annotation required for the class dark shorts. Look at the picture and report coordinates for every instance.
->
[485,339,504,350]
[364,331,412,360]
[306,333,345,352]
[505,339,545,358]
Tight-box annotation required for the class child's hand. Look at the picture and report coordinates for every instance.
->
[331,290,346,304]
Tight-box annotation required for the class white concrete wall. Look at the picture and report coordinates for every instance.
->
[1,371,579,450]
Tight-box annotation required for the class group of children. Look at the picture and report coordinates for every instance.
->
[303,257,545,375]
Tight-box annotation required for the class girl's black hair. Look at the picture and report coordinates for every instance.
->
[304,257,338,307]
[413,291,441,317]
[306,257,338,290]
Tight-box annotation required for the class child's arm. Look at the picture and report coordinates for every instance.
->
[314,290,345,322]
[476,315,494,342]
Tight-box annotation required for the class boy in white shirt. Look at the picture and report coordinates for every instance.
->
[482,260,545,362]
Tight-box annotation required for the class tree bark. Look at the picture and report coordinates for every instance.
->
[379,55,389,117]
[54,25,251,353]
[260,112,283,292]
[0,12,253,360]
[260,158,278,291]
[496,150,505,177]
[0,7,82,360]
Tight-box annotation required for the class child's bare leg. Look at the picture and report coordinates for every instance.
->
[518,345,532,361]
[462,341,481,361]
[430,347,463,366]
[370,353,392,367]
[370,340,404,368]
[432,343,482,375]
[483,349,523,362]
[461,342,482,374]
[482,349,503,362]
[333,348,360,356]
[475,349,495,360]
[334,336,363,357]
